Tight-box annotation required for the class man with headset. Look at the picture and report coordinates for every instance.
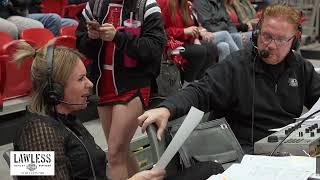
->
[137,4,320,154]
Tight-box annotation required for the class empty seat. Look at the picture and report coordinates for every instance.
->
[54,35,76,49]
[20,28,55,48]
[0,55,7,110]
[64,3,86,21]
[60,25,78,37]
[2,40,33,100]
[0,32,14,55]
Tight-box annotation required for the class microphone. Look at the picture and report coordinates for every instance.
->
[58,95,99,105]
[253,45,270,58]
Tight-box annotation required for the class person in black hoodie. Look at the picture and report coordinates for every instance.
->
[76,0,166,179]
[0,0,43,39]
[138,4,320,154]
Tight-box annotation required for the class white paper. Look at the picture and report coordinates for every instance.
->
[155,107,204,169]
[298,97,320,119]
[207,155,315,180]
[269,97,320,132]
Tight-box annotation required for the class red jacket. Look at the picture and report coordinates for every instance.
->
[157,0,195,43]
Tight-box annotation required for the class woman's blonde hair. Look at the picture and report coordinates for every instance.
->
[13,40,84,114]
[262,4,301,31]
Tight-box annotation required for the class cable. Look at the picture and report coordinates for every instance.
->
[251,53,258,153]
[270,109,320,156]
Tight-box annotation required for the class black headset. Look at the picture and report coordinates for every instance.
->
[43,45,65,105]
[251,11,303,51]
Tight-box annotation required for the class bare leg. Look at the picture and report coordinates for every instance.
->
[108,97,143,180]
[97,106,113,141]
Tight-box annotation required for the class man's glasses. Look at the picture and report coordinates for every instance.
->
[260,31,295,47]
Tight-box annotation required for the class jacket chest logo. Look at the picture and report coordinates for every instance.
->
[288,78,298,87]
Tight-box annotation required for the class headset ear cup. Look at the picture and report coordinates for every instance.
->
[252,30,258,47]
[43,83,64,105]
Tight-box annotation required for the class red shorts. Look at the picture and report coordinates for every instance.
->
[98,87,151,108]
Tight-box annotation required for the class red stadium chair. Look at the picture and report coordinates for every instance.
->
[53,35,90,67]
[20,28,54,48]
[64,3,86,21]
[0,55,7,109]
[40,0,68,16]
[0,32,13,55]
[59,25,78,37]
[54,35,76,49]
[2,40,33,100]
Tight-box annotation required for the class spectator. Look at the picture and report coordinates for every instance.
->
[0,0,43,39]
[76,0,166,179]
[225,0,259,32]
[193,0,252,48]
[26,0,79,36]
[158,0,219,84]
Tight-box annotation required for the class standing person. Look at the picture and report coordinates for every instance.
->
[13,41,165,180]
[138,4,320,154]
[76,0,166,179]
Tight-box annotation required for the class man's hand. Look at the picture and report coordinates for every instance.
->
[137,107,170,141]
[99,23,116,41]
[129,168,165,180]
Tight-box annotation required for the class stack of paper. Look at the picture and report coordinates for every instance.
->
[207,155,315,180]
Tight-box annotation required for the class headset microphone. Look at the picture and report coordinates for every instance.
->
[253,44,270,58]
[58,95,99,105]
[259,49,270,58]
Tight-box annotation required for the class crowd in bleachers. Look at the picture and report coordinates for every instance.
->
[0,0,271,111]
[0,0,270,108]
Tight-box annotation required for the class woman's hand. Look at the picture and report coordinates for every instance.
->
[98,23,117,41]
[137,107,170,141]
[184,26,199,38]
[199,28,213,42]
[87,24,100,39]
[129,168,165,180]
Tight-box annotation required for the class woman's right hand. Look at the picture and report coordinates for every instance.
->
[87,24,100,39]
[184,26,199,38]
[138,107,170,141]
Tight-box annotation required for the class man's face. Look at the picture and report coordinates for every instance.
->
[257,16,296,65]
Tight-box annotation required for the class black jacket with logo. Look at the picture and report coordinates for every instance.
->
[76,0,166,95]
[160,48,320,146]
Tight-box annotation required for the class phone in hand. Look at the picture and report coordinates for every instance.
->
[87,20,100,30]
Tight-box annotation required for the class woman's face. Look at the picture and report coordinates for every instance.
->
[59,59,93,114]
